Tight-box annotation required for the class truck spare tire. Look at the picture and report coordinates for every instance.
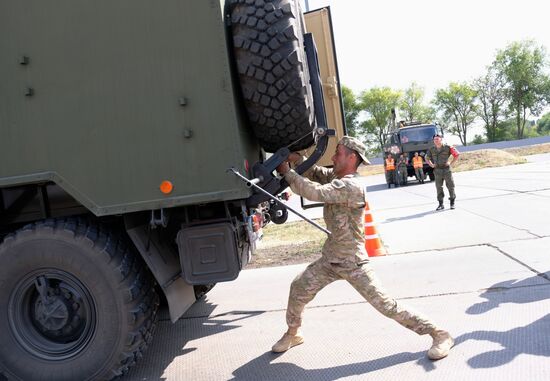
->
[230,0,315,153]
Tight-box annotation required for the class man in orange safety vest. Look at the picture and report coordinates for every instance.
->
[384,153,396,188]
[412,152,425,184]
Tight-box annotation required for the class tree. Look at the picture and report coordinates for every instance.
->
[399,82,434,122]
[536,112,550,135]
[358,87,402,152]
[433,82,478,145]
[494,40,550,139]
[473,65,508,142]
[341,85,361,137]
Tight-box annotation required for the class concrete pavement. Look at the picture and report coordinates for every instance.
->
[125,154,550,381]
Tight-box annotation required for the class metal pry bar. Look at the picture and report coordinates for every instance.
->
[228,168,331,236]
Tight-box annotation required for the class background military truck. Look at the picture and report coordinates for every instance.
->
[0,1,345,380]
[383,121,444,183]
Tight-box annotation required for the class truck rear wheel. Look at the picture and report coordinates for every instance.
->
[0,218,159,381]
[230,0,315,153]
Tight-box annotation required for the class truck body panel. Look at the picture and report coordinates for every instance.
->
[0,0,256,215]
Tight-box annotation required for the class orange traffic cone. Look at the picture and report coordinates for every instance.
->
[364,202,387,257]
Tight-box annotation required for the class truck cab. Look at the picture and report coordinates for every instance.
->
[384,122,444,181]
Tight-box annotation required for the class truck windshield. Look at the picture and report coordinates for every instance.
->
[399,126,437,143]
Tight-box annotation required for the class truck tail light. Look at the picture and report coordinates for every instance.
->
[251,213,262,232]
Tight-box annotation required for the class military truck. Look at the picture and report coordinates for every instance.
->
[383,121,444,183]
[0,1,345,380]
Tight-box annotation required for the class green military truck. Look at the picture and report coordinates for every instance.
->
[383,121,444,183]
[0,1,344,379]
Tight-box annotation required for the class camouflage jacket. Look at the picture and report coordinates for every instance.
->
[426,144,452,169]
[284,164,368,263]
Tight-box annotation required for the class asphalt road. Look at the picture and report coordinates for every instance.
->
[125,153,550,381]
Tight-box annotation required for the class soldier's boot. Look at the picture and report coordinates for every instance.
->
[436,202,444,211]
[272,331,304,353]
[450,199,455,210]
[428,329,454,360]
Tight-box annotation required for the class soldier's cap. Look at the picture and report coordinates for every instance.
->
[338,136,371,165]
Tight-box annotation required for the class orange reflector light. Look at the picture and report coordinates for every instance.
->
[160,180,173,194]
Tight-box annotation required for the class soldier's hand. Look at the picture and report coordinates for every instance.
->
[287,152,301,165]
[277,161,290,175]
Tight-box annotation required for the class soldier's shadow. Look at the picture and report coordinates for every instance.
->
[456,313,550,368]
[383,210,435,223]
[229,349,436,381]
[459,274,550,368]
[466,274,550,315]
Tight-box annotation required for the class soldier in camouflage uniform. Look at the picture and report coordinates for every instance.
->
[425,134,460,210]
[397,153,408,186]
[272,136,454,360]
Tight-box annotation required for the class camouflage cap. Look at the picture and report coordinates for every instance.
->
[338,136,371,165]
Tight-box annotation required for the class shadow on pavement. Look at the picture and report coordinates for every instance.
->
[229,350,436,381]
[366,183,391,193]
[383,210,435,223]
[466,274,550,315]
[125,298,264,381]
[456,313,550,368]
[458,275,550,368]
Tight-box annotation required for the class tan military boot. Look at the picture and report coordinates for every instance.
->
[428,330,454,360]
[271,332,304,353]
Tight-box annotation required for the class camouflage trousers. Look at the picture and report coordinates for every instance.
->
[433,167,455,203]
[414,167,424,181]
[398,167,407,184]
[286,258,438,335]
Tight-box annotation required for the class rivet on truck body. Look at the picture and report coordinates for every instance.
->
[25,87,34,97]
[20,56,30,65]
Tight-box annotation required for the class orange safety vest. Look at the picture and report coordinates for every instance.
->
[412,156,423,169]
[385,158,395,170]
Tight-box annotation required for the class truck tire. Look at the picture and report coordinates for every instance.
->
[230,0,315,153]
[0,218,159,381]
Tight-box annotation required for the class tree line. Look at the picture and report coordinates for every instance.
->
[343,40,550,154]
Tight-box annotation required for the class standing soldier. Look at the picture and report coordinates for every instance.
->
[425,134,460,210]
[272,136,454,360]
[384,153,396,188]
[412,152,425,184]
[397,153,408,186]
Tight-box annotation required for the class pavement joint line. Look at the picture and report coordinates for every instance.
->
[374,186,550,213]
[486,242,550,282]
[456,206,542,238]
[157,283,550,324]
[387,237,548,255]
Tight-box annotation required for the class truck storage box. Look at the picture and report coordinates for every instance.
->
[177,222,240,284]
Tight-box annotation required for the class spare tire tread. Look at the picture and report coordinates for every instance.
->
[231,0,315,152]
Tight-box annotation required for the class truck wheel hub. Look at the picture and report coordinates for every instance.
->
[9,269,96,360]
